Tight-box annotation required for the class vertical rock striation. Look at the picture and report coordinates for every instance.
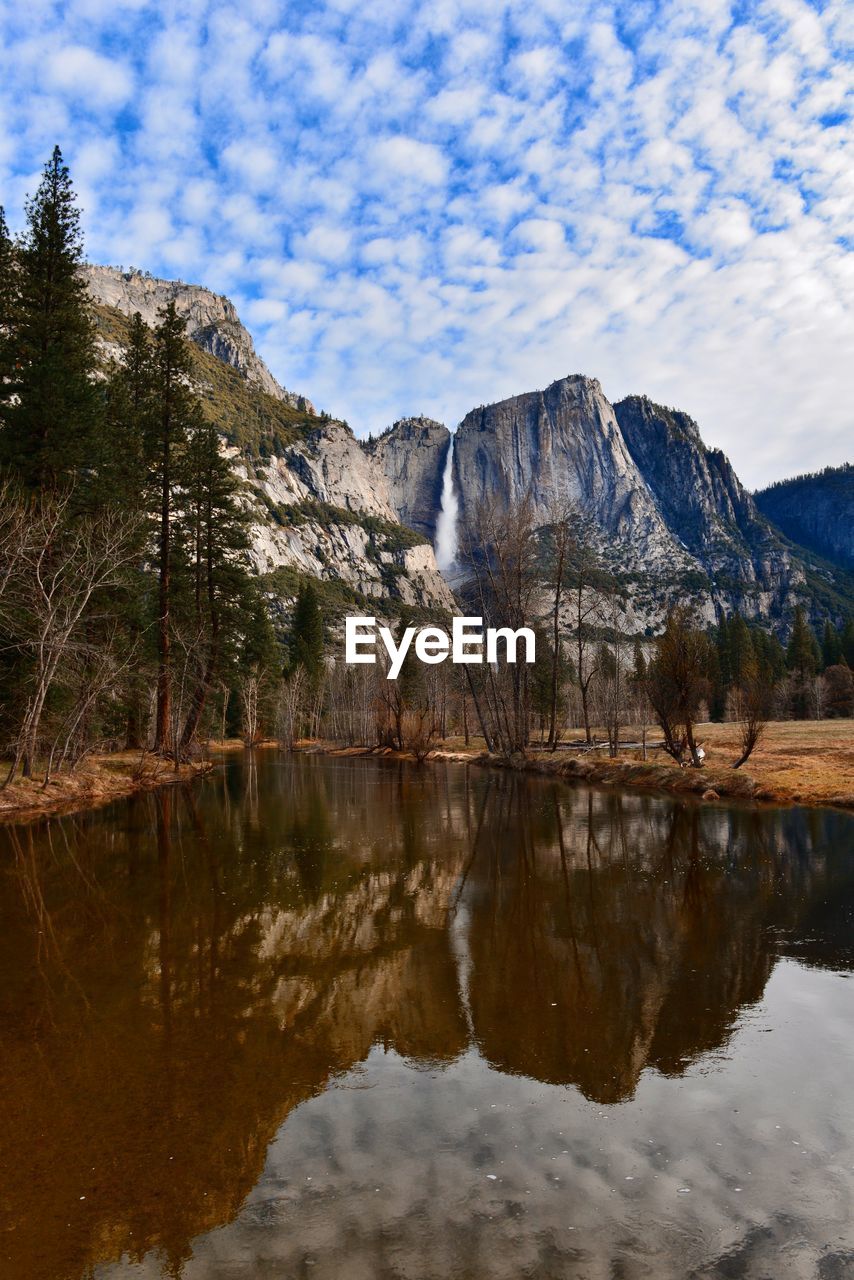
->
[363,417,451,543]
[452,375,693,575]
[614,395,802,618]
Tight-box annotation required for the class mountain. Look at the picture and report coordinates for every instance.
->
[452,375,694,574]
[613,395,803,619]
[86,268,454,616]
[364,417,450,544]
[445,375,815,628]
[379,376,854,630]
[85,265,851,633]
[85,265,313,411]
[755,465,854,572]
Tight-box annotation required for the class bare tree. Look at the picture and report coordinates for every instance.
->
[277,666,307,748]
[0,489,140,783]
[731,656,769,769]
[564,521,604,745]
[645,607,712,768]
[458,495,540,754]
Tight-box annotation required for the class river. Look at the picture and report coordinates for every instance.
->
[1,753,853,1279]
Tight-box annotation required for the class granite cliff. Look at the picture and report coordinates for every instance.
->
[364,417,450,543]
[84,264,850,631]
[373,376,847,630]
[85,264,314,412]
[613,395,802,620]
[452,376,694,575]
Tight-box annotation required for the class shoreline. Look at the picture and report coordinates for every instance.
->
[300,736,854,813]
[0,752,215,826]
[2,720,851,825]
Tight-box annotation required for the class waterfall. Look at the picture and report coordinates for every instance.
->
[434,435,459,571]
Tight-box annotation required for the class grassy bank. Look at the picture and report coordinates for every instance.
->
[0,752,214,825]
[311,720,854,811]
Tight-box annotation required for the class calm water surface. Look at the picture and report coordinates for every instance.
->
[1,754,854,1280]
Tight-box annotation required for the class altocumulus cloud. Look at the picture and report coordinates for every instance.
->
[0,0,851,486]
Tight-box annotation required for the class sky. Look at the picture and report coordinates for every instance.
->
[0,0,851,488]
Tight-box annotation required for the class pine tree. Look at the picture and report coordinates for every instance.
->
[0,205,18,410]
[753,628,786,686]
[821,619,843,671]
[728,613,755,684]
[842,618,854,668]
[288,582,325,688]
[100,311,156,509]
[786,606,820,719]
[150,302,193,753]
[786,607,819,681]
[177,410,251,749]
[0,147,100,489]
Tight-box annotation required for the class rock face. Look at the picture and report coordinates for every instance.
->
[87,270,453,616]
[613,396,801,619]
[363,418,450,543]
[234,420,456,612]
[755,465,854,571]
[452,376,690,576]
[85,265,314,412]
[379,373,821,629]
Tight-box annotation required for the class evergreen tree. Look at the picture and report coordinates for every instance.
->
[0,147,100,489]
[821,619,843,670]
[0,205,17,406]
[842,618,854,668]
[786,606,819,681]
[177,410,251,749]
[100,311,156,509]
[150,302,193,752]
[753,628,786,686]
[728,613,755,684]
[786,605,820,719]
[287,582,325,687]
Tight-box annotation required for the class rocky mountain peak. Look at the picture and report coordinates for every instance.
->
[84,264,314,414]
[453,373,686,576]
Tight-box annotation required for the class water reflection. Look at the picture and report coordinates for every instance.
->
[0,755,852,1280]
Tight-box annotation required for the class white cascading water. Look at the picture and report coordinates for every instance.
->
[434,435,459,572]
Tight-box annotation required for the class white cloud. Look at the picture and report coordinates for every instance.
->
[372,136,448,185]
[44,45,133,110]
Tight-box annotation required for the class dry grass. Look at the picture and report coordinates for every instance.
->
[0,752,213,825]
[424,720,854,810]
[691,719,854,807]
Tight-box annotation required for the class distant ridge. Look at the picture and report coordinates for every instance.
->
[755,464,854,571]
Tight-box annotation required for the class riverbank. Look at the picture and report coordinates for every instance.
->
[308,720,854,811]
[0,752,214,825]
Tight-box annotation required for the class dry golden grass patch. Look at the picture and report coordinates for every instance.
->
[0,751,213,824]
[433,721,854,810]
[693,719,854,806]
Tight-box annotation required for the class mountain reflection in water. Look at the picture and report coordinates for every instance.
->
[1,754,853,1280]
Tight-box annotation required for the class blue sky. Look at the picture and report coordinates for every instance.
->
[0,0,851,487]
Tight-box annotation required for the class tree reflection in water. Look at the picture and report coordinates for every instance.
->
[0,755,852,1280]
